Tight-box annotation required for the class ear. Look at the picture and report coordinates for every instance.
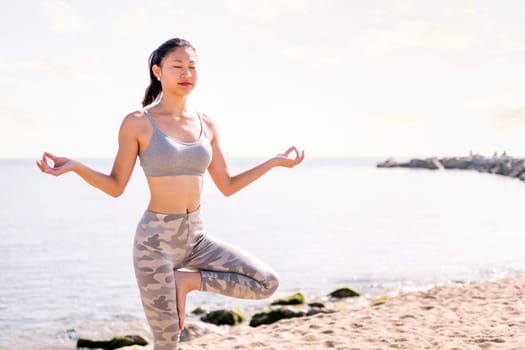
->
[152,64,161,80]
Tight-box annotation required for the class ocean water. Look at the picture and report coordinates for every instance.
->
[2,157,525,349]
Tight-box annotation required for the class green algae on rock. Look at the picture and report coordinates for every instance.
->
[191,305,209,315]
[200,309,246,326]
[271,292,306,305]
[329,287,360,298]
[76,334,148,349]
[249,308,305,327]
[371,296,388,306]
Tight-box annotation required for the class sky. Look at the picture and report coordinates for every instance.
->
[1,0,524,159]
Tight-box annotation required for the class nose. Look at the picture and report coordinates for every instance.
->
[181,67,192,77]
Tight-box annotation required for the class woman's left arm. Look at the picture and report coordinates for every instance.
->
[205,116,304,197]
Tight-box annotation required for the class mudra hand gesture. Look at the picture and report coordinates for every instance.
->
[274,146,305,168]
[36,152,76,176]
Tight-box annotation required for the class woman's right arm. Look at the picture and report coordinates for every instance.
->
[36,113,142,198]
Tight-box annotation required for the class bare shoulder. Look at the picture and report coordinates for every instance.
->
[199,112,218,139]
[120,110,151,135]
[123,110,147,124]
[198,112,214,127]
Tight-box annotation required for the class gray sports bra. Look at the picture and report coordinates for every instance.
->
[139,110,212,177]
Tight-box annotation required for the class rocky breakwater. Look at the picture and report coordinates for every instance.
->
[377,154,525,182]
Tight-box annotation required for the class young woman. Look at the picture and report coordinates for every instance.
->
[36,38,304,349]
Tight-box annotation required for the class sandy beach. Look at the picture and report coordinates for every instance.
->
[125,274,525,350]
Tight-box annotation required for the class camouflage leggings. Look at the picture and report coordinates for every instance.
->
[133,208,279,350]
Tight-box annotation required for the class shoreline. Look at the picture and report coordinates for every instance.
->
[171,274,525,349]
[8,274,525,349]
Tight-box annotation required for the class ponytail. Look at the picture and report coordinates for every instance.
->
[141,38,196,107]
[142,49,162,107]
[142,79,162,107]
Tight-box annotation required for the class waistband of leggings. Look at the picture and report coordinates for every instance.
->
[142,206,201,222]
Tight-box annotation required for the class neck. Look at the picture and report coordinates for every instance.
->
[157,94,189,116]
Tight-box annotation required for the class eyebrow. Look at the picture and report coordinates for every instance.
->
[169,59,196,63]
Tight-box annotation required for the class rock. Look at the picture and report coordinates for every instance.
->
[249,308,305,327]
[305,301,331,316]
[76,335,148,349]
[489,165,499,174]
[490,160,514,175]
[371,296,388,306]
[307,302,325,308]
[441,157,472,169]
[430,158,444,170]
[191,306,209,315]
[378,154,525,184]
[408,158,442,170]
[306,308,336,316]
[507,160,525,178]
[271,292,306,305]
[376,157,399,168]
[200,309,245,326]
[180,321,227,342]
[329,287,360,298]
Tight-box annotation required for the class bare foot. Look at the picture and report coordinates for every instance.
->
[173,270,202,330]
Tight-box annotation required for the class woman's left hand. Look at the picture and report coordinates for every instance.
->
[36,152,77,176]
[274,146,305,168]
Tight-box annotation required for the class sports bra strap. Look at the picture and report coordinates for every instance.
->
[144,109,208,139]
[144,109,153,120]
[196,112,208,138]
[143,109,159,129]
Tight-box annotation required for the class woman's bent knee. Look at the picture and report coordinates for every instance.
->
[259,272,279,299]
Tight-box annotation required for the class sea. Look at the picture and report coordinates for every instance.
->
[1,157,525,349]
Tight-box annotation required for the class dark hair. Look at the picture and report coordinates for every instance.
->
[142,38,196,107]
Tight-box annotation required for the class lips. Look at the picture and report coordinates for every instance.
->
[178,82,193,87]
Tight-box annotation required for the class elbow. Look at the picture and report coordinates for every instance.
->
[108,187,125,198]
[216,178,237,197]
[220,188,235,197]
[108,178,128,198]
[219,183,237,197]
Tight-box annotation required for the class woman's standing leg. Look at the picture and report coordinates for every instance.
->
[134,212,186,350]
[134,249,180,349]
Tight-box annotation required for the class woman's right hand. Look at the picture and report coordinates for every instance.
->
[36,152,77,176]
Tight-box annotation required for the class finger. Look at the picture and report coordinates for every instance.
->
[42,153,52,167]
[295,150,305,165]
[46,168,59,176]
[36,160,49,172]
[293,147,299,160]
[283,146,295,157]
[43,151,56,160]
[43,152,58,165]
[37,161,55,175]
[38,158,58,172]
[290,150,304,166]
[36,160,45,172]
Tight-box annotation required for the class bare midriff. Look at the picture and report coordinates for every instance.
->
[146,175,204,214]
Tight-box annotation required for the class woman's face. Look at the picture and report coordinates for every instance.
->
[154,46,198,96]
